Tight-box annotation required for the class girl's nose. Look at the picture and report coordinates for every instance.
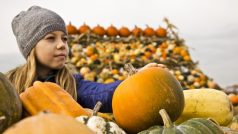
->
[56,40,66,50]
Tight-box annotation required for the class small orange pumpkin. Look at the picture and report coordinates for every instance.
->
[131,25,143,37]
[143,25,155,37]
[119,26,131,37]
[228,94,238,104]
[85,46,96,57]
[92,25,106,36]
[67,22,78,35]
[155,27,167,37]
[78,23,91,34]
[106,25,118,37]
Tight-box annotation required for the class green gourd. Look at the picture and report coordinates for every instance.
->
[138,109,224,134]
[0,72,22,133]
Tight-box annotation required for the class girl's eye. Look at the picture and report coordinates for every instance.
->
[62,37,68,42]
[46,36,55,41]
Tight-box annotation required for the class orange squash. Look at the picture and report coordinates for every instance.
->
[155,27,167,37]
[119,26,131,37]
[78,23,91,34]
[131,25,143,37]
[112,65,184,134]
[106,25,118,37]
[67,22,78,35]
[143,25,155,37]
[3,112,95,134]
[92,25,105,36]
[20,81,90,117]
[228,94,238,104]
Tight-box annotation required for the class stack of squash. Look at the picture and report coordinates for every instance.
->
[66,18,222,90]
[1,19,237,133]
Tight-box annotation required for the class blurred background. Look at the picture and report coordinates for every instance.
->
[0,0,237,88]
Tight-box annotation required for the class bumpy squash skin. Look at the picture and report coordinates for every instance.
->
[112,67,184,134]
[175,89,233,126]
[0,72,22,133]
[139,119,224,134]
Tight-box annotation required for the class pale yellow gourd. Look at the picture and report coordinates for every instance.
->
[175,88,233,126]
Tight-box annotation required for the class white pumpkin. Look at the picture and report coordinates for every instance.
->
[76,102,126,134]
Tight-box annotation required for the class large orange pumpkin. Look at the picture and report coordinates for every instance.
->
[112,66,184,134]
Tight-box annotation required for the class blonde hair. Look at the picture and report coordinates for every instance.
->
[6,48,77,100]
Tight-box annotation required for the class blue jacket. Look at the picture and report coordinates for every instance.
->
[37,72,122,113]
[74,74,122,113]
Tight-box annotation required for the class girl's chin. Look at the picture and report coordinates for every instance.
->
[51,63,65,70]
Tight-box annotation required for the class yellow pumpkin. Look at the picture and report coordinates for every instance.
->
[112,64,184,134]
[175,89,233,126]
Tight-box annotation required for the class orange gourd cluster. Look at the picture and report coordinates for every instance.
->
[67,22,167,38]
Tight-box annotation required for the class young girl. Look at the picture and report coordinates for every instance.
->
[6,6,166,112]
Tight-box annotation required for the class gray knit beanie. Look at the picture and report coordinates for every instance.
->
[12,6,67,59]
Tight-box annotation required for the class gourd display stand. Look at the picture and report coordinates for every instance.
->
[67,18,222,90]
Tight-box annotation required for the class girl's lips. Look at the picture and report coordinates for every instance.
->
[54,53,67,57]
[54,53,67,60]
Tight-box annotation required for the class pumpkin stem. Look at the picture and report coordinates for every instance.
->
[92,101,102,116]
[159,109,174,128]
[124,63,138,76]
[207,118,219,125]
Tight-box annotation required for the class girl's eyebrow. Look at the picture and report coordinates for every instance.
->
[45,33,55,37]
[45,32,66,37]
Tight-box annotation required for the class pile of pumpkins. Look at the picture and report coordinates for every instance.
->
[66,18,222,90]
[1,63,238,134]
[1,19,237,133]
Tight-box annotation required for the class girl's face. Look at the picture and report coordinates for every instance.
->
[35,31,68,70]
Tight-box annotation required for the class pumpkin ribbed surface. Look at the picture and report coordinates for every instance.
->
[112,67,184,134]
[138,109,224,134]
[20,81,90,117]
[3,112,95,134]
